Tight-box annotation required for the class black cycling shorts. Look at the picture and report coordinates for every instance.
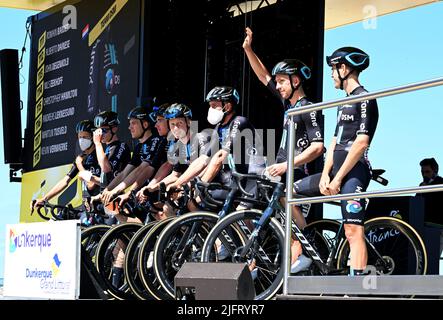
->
[294,161,371,225]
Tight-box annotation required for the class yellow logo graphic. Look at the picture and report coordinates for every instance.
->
[89,0,128,46]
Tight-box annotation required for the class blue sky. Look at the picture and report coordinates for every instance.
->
[1,3,443,277]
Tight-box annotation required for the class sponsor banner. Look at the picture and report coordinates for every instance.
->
[3,220,81,299]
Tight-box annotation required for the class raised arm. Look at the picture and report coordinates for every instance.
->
[242,27,272,86]
[93,129,112,173]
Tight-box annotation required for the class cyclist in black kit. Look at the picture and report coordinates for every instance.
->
[135,104,173,195]
[98,107,167,287]
[89,111,131,225]
[142,103,210,192]
[100,106,167,221]
[31,120,101,213]
[172,86,258,209]
[294,47,378,276]
[93,110,131,190]
[200,86,258,195]
[201,86,267,275]
[243,27,324,273]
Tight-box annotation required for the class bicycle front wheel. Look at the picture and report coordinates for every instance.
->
[153,212,220,299]
[201,209,285,300]
[337,216,427,275]
[95,222,143,300]
[124,222,158,300]
[81,224,112,264]
[138,217,176,300]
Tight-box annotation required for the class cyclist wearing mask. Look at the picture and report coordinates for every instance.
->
[243,27,324,273]
[31,120,101,212]
[199,86,258,202]
[295,47,378,276]
[166,87,256,196]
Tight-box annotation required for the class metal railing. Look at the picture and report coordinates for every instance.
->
[283,76,443,296]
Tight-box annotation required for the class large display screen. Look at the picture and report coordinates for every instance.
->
[24,0,141,172]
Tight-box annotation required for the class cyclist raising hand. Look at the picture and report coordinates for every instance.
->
[243,27,324,273]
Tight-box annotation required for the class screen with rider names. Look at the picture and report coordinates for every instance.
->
[24,0,141,172]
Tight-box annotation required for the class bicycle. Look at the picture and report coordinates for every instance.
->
[151,173,271,299]
[95,186,192,300]
[31,200,113,299]
[124,220,160,300]
[134,183,213,300]
[137,217,178,300]
[92,192,154,300]
[200,158,428,300]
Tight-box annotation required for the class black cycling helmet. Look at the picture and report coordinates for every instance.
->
[271,59,312,82]
[94,110,120,128]
[326,47,369,90]
[164,103,193,120]
[271,59,311,100]
[127,106,150,121]
[326,47,369,72]
[206,86,240,105]
[128,106,151,139]
[149,103,170,122]
[75,120,94,134]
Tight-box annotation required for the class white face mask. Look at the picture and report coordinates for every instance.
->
[79,138,92,151]
[207,108,225,125]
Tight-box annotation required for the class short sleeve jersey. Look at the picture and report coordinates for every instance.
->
[266,81,324,167]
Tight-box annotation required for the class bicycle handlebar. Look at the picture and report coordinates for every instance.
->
[194,177,227,207]
[227,154,285,198]
[89,193,136,217]
[32,200,82,221]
